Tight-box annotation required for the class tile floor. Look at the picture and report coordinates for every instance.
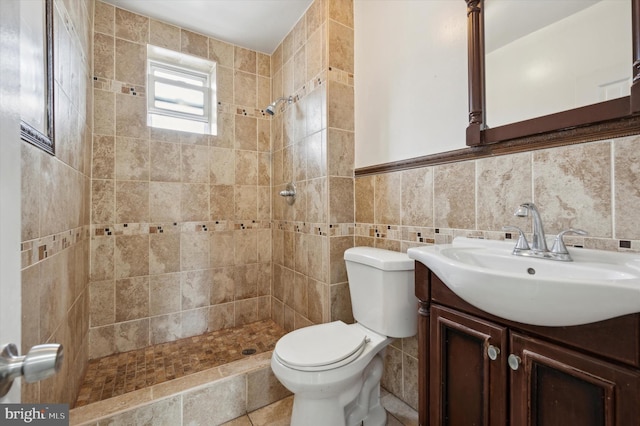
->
[75,320,286,407]
[223,390,419,426]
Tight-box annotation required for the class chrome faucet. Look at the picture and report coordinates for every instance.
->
[504,202,588,262]
[514,202,548,253]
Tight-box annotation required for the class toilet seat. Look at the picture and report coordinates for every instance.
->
[274,321,369,372]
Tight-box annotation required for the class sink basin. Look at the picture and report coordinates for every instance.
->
[407,237,640,326]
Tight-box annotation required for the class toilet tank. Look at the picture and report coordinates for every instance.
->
[344,247,417,338]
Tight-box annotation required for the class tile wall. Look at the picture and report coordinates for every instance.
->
[89,1,273,359]
[355,136,640,409]
[21,0,94,405]
[270,0,357,331]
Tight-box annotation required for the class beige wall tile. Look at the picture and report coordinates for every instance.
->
[246,366,291,413]
[235,185,258,219]
[149,182,181,222]
[234,71,257,108]
[210,185,235,219]
[115,39,146,85]
[91,236,115,281]
[183,375,246,425]
[330,282,353,323]
[477,153,532,231]
[327,128,353,177]
[294,48,306,91]
[149,273,181,316]
[257,52,270,77]
[94,89,115,135]
[211,231,235,267]
[115,93,147,139]
[401,168,433,227]
[374,172,400,225]
[209,38,234,68]
[329,177,354,223]
[307,177,326,223]
[115,181,149,223]
[235,46,256,73]
[181,183,209,221]
[534,142,612,237]
[149,19,180,51]
[150,232,180,274]
[434,162,475,229]
[94,1,114,35]
[89,279,115,327]
[209,303,235,331]
[115,234,149,279]
[115,318,149,352]
[306,25,325,82]
[210,147,235,185]
[182,269,212,309]
[235,115,258,151]
[355,176,374,224]
[328,20,354,73]
[94,33,114,79]
[234,229,258,265]
[235,264,258,300]
[92,135,115,179]
[327,80,354,131]
[615,136,640,239]
[236,150,258,185]
[258,76,271,113]
[150,141,181,182]
[115,137,149,181]
[235,298,258,326]
[330,236,353,284]
[89,325,116,359]
[91,179,115,224]
[181,29,208,58]
[217,66,234,105]
[115,276,149,322]
[21,145,41,240]
[329,0,354,28]
[182,307,209,337]
[211,267,235,304]
[181,145,210,183]
[115,8,148,44]
[181,232,210,271]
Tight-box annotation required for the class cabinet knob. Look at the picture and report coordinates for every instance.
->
[508,354,521,371]
[487,345,500,361]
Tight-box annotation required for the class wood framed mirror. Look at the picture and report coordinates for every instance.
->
[466,0,640,148]
[20,0,54,155]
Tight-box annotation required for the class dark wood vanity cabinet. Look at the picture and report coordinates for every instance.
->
[415,262,640,426]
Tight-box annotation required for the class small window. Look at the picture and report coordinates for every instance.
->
[147,46,216,135]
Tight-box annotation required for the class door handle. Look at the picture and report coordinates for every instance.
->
[0,343,63,397]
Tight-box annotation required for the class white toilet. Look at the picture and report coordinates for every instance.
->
[271,247,417,426]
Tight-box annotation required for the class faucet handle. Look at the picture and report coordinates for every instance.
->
[502,226,530,253]
[550,228,588,254]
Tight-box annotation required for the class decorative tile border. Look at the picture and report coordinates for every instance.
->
[353,223,640,253]
[90,221,272,238]
[21,225,91,269]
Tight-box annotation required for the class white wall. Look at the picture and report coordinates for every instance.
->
[354,0,468,168]
[486,0,631,127]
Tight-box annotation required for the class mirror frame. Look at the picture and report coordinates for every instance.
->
[20,0,55,156]
[466,0,640,147]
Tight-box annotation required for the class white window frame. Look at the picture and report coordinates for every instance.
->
[147,45,217,135]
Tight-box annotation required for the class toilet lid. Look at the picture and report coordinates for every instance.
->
[275,321,368,370]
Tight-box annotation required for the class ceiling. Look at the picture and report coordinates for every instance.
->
[102,0,314,54]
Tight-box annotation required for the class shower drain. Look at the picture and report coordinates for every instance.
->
[242,348,257,356]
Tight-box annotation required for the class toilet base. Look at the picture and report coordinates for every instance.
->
[289,354,387,426]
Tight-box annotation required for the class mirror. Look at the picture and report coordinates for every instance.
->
[20,0,54,155]
[466,0,640,147]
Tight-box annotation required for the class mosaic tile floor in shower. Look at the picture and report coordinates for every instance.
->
[75,320,286,407]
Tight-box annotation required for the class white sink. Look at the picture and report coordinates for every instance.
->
[407,237,640,326]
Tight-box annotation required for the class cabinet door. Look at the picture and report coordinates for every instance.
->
[430,305,508,426]
[510,332,640,426]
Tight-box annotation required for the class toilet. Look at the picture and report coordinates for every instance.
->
[271,247,417,426]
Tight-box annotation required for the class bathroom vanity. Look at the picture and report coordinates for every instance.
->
[414,262,640,426]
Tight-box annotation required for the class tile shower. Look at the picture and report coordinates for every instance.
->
[22,0,640,423]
